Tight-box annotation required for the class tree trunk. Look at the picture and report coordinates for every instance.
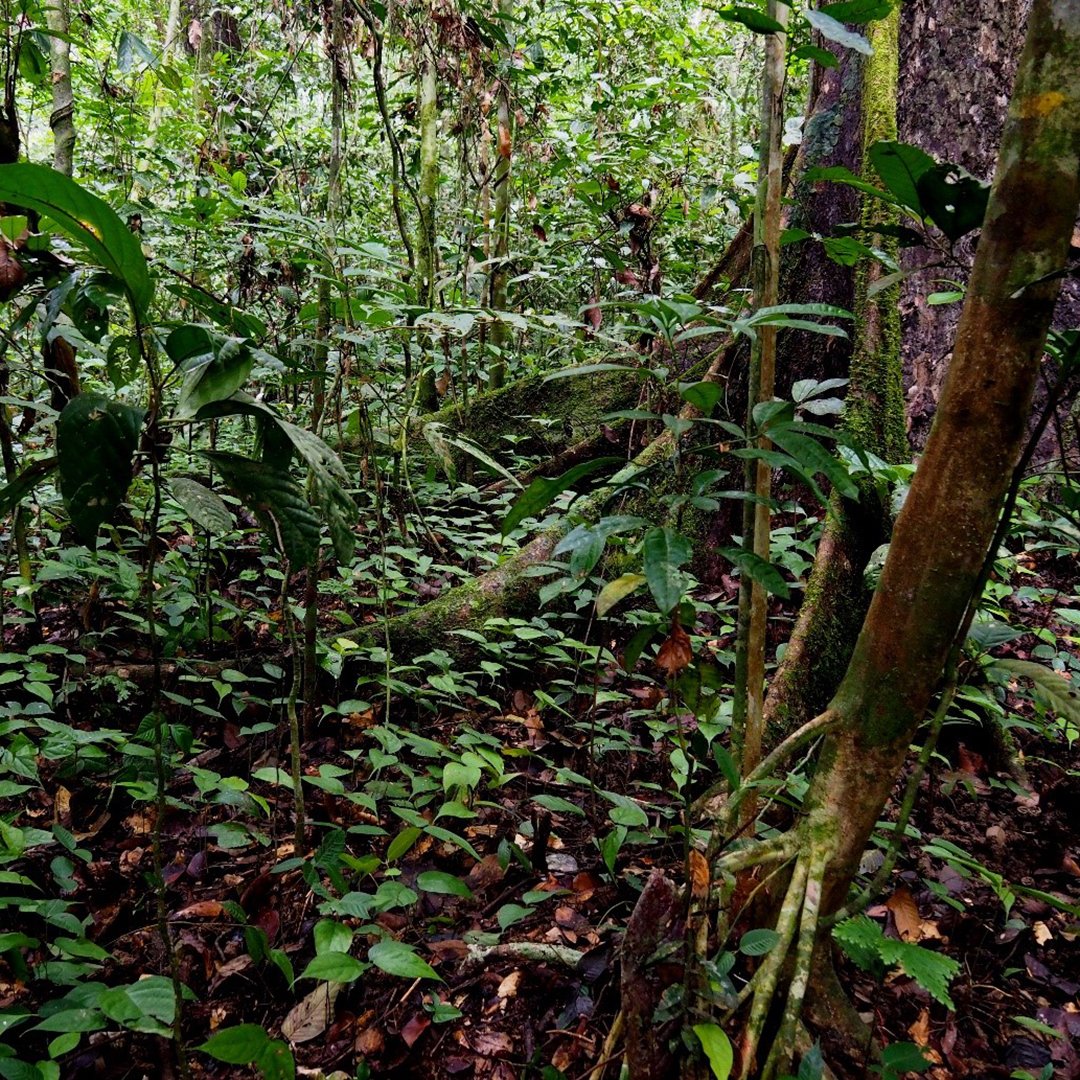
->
[486,0,514,391]
[806,0,1080,1000]
[732,0,788,780]
[414,4,440,411]
[683,5,1080,1075]
[763,3,905,740]
[46,0,75,177]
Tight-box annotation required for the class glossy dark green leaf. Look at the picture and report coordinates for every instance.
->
[642,527,692,614]
[719,548,790,599]
[169,478,235,534]
[868,140,936,216]
[792,43,838,68]
[0,164,153,316]
[172,330,254,418]
[57,395,144,541]
[820,0,893,23]
[204,452,321,566]
[0,456,58,518]
[501,457,621,536]
[717,5,785,33]
[368,938,440,981]
[915,163,990,241]
[198,1024,271,1064]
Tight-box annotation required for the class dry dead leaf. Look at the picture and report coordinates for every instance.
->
[173,899,225,919]
[283,982,341,1044]
[655,621,693,677]
[401,1013,431,1048]
[1034,921,1053,945]
[886,885,921,942]
[496,970,522,1000]
[689,849,710,900]
[909,1008,931,1046]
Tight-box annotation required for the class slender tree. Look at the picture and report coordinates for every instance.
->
[45,0,75,176]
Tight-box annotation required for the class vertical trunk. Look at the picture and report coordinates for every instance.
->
[811,0,1080,916]
[163,0,183,62]
[487,0,514,390]
[313,0,346,434]
[414,7,440,411]
[46,0,75,177]
[763,3,906,740]
[732,1,787,779]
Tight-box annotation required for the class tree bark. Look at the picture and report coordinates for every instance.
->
[487,0,514,390]
[811,0,1080,917]
[46,0,75,177]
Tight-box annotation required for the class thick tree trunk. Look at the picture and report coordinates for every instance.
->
[812,0,1080,922]
[763,4,905,739]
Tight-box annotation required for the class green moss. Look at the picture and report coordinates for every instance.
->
[846,3,906,464]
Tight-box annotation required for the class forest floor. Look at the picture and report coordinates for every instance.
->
[2,533,1079,1080]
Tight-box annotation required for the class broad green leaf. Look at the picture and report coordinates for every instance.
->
[501,457,622,536]
[368,938,440,981]
[30,1008,104,1033]
[991,659,1080,728]
[880,1042,932,1074]
[719,548,790,599]
[298,952,367,983]
[792,43,838,68]
[542,363,646,381]
[717,5,785,33]
[416,871,474,898]
[169,478,234,534]
[0,164,152,316]
[820,0,893,22]
[497,903,532,930]
[739,928,781,956]
[680,380,723,415]
[313,919,354,955]
[172,331,254,419]
[0,456,58,518]
[99,977,176,1030]
[274,420,356,563]
[766,425,858,499]
[804,9,871,54]
[531,793,586,817]
[642,527,692,614]
[198,1024,271,1064]
[57,394,144,541]
[596,573,647,616]
[915,164,990,241]
[204,452,321,566]
[693,1023,734,1079]
[869,140,936,216]
[386,825,423,862]
[256,1041,295,1080]
[117,30,156,72]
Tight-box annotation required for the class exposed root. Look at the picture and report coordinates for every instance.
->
[738,853,808,1079]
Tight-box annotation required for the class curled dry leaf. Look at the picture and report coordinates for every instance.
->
[689,849,710,900]
[655,621,693,677]
[886,885,921,943]
[283,981,342,1044]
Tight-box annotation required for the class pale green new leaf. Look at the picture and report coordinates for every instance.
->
[693,1023,734,1079]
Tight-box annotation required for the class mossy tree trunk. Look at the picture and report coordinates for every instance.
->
[763,3,905,740]
[810,0,1080,918]
[414,3,441,412]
